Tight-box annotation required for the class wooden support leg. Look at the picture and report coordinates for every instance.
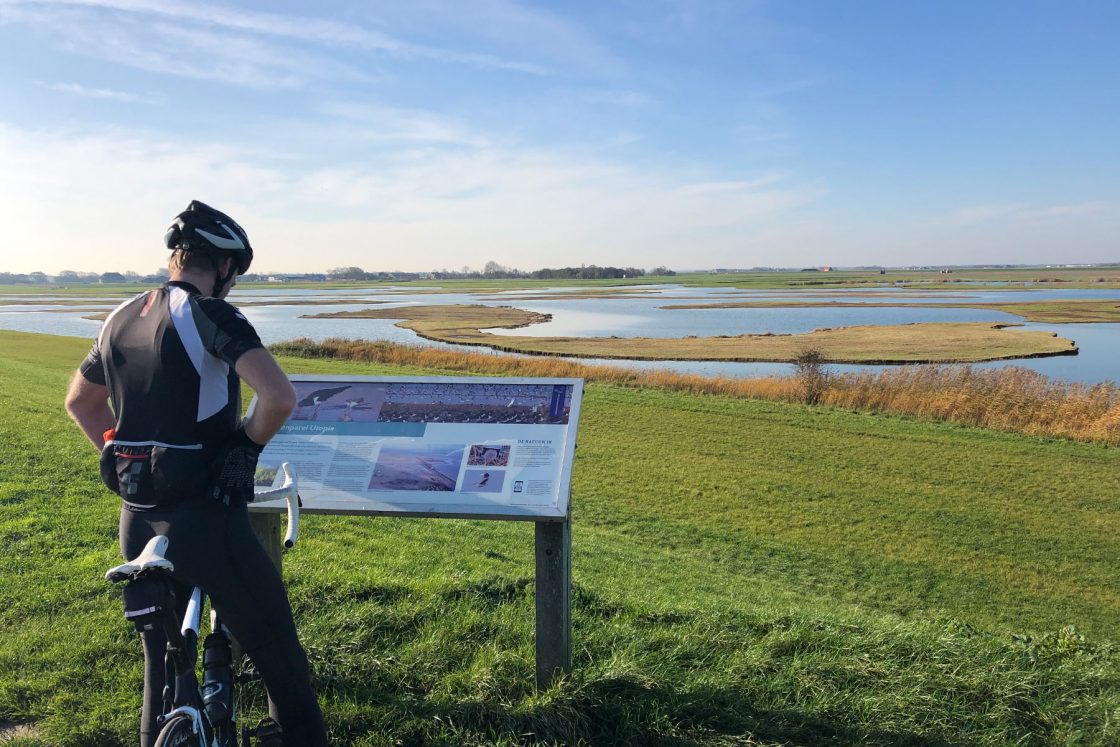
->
[235,511,283,669]
[535,519,572,690]
[248,511,283,574]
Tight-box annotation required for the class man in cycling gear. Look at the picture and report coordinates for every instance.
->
[65,201,328,747]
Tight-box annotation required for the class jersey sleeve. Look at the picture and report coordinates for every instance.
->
[190,296,265,367]
[78,340,106,385]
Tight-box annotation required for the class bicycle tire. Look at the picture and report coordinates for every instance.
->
[154,714,200,747]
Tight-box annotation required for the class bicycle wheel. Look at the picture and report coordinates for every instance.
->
[154,714,200,747]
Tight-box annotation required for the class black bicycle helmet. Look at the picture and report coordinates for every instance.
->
[164,200,253,274]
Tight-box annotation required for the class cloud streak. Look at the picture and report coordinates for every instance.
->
[2,0,553,77]
[955,200,1118,226]
[37,80,142,101]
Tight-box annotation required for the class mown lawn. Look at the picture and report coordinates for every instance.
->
[0,330,1117,746]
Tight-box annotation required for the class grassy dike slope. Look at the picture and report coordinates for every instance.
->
[0,330,1117,745]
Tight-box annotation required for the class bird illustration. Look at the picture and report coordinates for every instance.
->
[340,397,366,421]
[297,385,351,420]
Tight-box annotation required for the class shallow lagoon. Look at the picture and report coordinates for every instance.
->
[2,284,1116,385]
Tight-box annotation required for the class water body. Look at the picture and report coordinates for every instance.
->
[2,285,1116,385]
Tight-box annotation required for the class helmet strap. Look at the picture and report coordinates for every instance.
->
[209,255,237,297]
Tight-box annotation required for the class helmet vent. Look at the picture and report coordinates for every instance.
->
[196,225,246,251]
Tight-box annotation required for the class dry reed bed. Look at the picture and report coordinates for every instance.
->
[272,337,1120,445]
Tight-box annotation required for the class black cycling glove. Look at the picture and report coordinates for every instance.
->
[210,426,265,505]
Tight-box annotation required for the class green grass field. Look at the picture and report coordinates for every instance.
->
[0,330,1118,745]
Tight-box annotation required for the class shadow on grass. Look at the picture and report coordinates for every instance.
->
[300,582,1078,745]
[323,675,956,746]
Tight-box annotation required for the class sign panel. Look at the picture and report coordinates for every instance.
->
[249,376,583,520]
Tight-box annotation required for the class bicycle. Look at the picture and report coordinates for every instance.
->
[105,463,302,747]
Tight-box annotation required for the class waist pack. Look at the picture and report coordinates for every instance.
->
[99,444,209,505]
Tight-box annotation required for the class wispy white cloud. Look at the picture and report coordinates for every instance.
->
[317,102,493,148]
[678,173,791,195]
[1029,200,1115,219]
[377,0,621,76]
[37,80,142,102]
[954,203,1032,225]
[2,0,552,76]
[7,3,374,88]
[954,200,1118,226]
[579,88,652,107]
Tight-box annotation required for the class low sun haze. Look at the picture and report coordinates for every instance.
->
[0,0,1116,274]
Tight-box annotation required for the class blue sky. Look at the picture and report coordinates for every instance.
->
[0,0,1116,274]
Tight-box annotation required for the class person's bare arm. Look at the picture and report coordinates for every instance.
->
[65,371,114,451]
[235,347,296,445]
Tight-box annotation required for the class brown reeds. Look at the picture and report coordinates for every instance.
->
[821,365,1120,443]
[271,338,1120,445]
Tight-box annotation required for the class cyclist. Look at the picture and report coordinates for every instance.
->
[64,201,328,747]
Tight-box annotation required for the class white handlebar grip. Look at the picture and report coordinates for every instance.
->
[279,462,300,548]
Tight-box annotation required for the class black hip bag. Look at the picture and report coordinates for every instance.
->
[100,443,209,505]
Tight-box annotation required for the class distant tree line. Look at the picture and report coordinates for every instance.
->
[323,267,424,281]
[2,262,676,285]
[427,263,676,280]
[529,265,646,279]
[0,269,170,285]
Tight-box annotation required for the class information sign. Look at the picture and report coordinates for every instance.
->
[249,375,583,520]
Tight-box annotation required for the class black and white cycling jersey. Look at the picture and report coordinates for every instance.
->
[81,280,263,505]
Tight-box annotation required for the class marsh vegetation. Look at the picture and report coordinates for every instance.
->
[304,304,1078,364]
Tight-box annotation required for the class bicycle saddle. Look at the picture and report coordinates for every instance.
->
[105,535,175,581]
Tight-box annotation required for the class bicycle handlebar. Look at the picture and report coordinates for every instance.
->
[251,462,300,548]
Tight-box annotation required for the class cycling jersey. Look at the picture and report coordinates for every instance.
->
[81,280,263,507]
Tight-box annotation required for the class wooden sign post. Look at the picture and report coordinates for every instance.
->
[534,517,572,688]
[247,374,583,691]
